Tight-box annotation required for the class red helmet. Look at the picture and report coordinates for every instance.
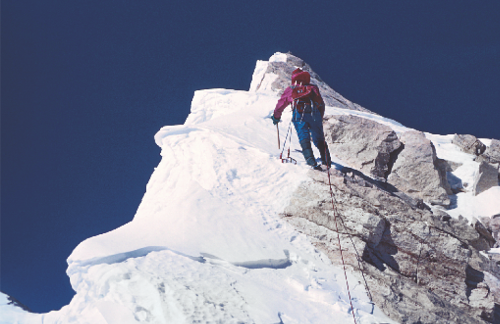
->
[291,68,310,85]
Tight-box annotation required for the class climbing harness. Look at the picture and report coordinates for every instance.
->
[292,91,318,122]
[279,119,297,164]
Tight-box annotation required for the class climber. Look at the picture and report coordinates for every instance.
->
[271,68,332,170]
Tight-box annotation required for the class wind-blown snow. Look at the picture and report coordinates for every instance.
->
[5,52,498,324]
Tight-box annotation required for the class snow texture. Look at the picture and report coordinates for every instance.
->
[4,52,499,324]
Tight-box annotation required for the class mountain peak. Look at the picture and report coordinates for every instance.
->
[5,53,500,324]
[250,52,374,114]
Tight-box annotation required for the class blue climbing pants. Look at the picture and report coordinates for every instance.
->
[292,108,331,166]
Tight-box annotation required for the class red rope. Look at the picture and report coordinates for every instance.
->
[326,167,358,324]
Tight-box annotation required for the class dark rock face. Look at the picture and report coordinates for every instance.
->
[472,162,500,196]
[477,139,500,164]
[453,134,487,156]
[282,168,499,323]
[266,53,374,113]
[322,115,401,181]
[436,159,464,193]
[435,158,456,194]
[387,131,451,206]
[492,216,500,245]
[481,214,500,248]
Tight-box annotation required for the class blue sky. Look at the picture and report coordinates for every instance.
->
[2,0,499,313]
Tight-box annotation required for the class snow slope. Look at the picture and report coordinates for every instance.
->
[4,52,499,324]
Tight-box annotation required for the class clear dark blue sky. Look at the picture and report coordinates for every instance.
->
[2,0,499,313]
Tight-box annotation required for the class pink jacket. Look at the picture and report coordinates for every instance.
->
[273,85,324,119]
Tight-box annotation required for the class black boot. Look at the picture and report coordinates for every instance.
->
[300,139,317,167]
[316,141,332,167]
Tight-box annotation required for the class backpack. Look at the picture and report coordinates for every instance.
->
[291,84,324,114]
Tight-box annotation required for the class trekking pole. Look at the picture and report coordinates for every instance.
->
[280,120,292,158]
[287,126,292,160]
[279,119,297,164]
[276,124,280,149]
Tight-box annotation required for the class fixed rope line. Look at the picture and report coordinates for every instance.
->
[325,167,358,324]
[334,207,375,314]
[320,136,360,324]
[321,138,374,310]
[335,211,374,307]
[326,171,374,306]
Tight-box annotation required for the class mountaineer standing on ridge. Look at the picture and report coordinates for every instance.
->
[271,68,332,170]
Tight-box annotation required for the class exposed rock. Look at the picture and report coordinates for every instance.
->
[448,173,466,193]
[490,215,500,248]
[282,168,499,323]
[479,216,492,231]
[265,52,500,322]
[435,159,465,193]
[322,115,401,181]
[435,159,455,195]
[452,134,487,156]
[266,53,374,113]
[435,158,463,173]
[474,219,497,247]
[477,214,500,248]
[477,139,500,164]
[387,131,451,206]
[470,282,494,309]
[472,162,500,196]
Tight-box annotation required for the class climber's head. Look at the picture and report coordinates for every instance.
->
[291,68,310,85]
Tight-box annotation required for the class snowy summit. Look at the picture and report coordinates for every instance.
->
[2,53,500,324]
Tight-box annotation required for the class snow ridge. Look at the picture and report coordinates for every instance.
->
[7,52,499,324]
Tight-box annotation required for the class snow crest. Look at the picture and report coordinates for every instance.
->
[10,52,499,323]
[4,53,391,324]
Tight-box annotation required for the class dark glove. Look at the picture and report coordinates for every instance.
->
[271,115,280,125]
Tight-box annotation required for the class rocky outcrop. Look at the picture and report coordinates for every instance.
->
[322,115,401,180]
[265,53,500,322]
[436,159,464,193]
[282,168,499,323]
[452,136,500,186]
[323,117,451,206]
[481,214,500,248]
[453,134,487,156]
[387,131,451,206]
[266,53,374,113]
[473,162,500,196]
[477,139,500,164]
